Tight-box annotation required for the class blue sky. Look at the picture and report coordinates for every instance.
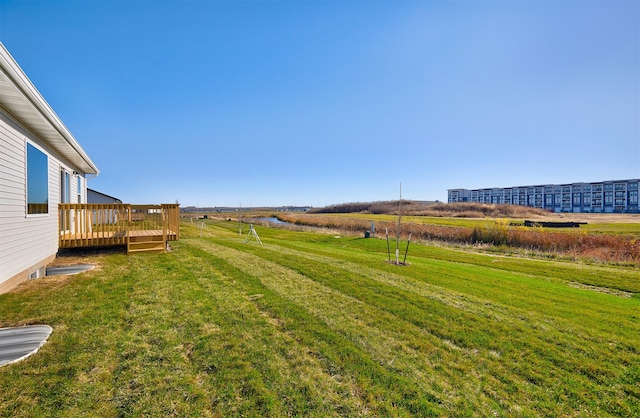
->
[1,0,638,207]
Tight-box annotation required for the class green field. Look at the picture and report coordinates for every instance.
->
[1,220,638,416]
[309,212,640,234]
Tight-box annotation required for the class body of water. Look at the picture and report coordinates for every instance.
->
[258,217,289,225]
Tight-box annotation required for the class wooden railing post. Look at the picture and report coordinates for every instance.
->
[59,203,179,251]
[162,205,167,250]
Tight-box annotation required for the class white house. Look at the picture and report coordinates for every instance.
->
[0,43,99,293]
[87,188,122,204]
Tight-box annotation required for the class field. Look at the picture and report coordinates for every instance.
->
[268,212,640,264]
[273,211,640,234]
[303,201,640,235]
[1,219,639,416]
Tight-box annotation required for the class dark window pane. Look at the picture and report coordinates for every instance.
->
[27,143,48,214]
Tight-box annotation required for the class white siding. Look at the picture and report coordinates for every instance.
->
[77,175,84,203]
[0,110,62,288]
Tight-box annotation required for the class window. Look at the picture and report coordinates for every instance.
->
[605,191,613,205]
[77,176,82,203]
[630,191,638,205]
[27,143,48,214]
[60,170,70,203]
[573,193,581,206]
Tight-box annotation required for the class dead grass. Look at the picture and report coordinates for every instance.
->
[310,201,640,223]
[276,213,640,265]
[567,282,634,298]
[9,248,121,295]
[310,201,552,218]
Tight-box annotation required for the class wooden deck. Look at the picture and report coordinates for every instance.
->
[59,204,180,254]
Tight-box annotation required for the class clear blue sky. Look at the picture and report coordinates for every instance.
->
[1,0,638,207]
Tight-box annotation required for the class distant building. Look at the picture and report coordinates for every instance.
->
[448,179,639,213]
[87,188,122,204]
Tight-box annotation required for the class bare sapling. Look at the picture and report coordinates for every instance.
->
[386,228,391,262]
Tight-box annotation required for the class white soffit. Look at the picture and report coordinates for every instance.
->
[0,43,99,175]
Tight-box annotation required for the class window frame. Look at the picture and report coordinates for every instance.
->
[60,169,71,204]
[77,175,82,203]
[26,142,49,216]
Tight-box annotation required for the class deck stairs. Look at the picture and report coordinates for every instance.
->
[127,234,166,254]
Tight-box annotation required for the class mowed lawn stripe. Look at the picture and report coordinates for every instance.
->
[223,231,638,356]
[184,237,620,416]
[258,230,639,337]
[264,228,640,294]
[161,245,370,416]
[181,240,446,416]
[190,222,639,415]
[0,244,368,416]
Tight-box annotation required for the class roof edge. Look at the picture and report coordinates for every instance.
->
[0,42,99,175]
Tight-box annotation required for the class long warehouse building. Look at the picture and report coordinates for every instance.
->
[448,179,639,213]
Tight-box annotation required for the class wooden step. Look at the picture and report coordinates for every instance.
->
[129,235,165,243]
[127,240,166,254]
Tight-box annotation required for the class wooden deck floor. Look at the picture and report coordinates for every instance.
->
[59,230,178,248]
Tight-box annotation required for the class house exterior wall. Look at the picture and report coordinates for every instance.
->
[447,179,640,214]
[0,110,88,293]
[0,42,98,294]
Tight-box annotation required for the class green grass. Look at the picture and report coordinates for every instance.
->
[318,212,640,234]
[581,222,640,235]
[1,220,639,416]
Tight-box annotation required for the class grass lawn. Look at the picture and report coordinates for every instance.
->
[1,220,638,416]
[295,212,640,235]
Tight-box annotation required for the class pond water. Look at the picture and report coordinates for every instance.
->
[254,217,338,234]
[258,217,290,225]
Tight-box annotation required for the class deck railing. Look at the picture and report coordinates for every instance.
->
[58,203,180,249]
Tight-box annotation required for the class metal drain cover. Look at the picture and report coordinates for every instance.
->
[0,325,53,367]
[46,264,94,276]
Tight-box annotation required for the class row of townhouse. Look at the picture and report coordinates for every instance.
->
[448,179,640,213]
